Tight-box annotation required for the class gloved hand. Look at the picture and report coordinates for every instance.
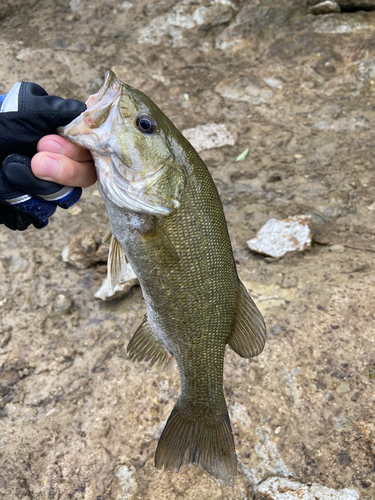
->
[0,81,86,230]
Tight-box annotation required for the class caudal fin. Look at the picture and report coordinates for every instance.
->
[155,403,237,486]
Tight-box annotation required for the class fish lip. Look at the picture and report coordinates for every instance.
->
[85,70,117,109]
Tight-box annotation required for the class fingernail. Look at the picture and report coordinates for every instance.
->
[39,139,63,154]
[37,156,60,180]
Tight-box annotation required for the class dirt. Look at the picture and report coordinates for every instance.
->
[0,0,374,499]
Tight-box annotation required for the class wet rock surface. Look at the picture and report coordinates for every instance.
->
[0,1,374,499]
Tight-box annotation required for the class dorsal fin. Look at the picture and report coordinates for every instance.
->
[108,234,128,288]
[127,315,173,370]
[228,280,266,358]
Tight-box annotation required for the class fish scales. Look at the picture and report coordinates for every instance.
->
[60,70,266,486]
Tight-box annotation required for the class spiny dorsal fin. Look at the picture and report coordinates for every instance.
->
[108,234,128,288]
[228,280,266,358]
[127,315,173,370]
[102,229,112,245]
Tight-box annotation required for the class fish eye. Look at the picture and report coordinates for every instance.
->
[136,114,157,134]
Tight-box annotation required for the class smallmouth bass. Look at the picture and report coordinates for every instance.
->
[60,71,266,486]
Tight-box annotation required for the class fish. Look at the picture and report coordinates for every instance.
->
[60,70,266,486]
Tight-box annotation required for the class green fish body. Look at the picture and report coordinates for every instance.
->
[60,71,266,486]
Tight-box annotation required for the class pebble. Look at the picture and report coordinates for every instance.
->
[257,477,360,499]
[267,324,283,339]
[329,245,346,253]
[335,416,354,432]
[52,294,73,316]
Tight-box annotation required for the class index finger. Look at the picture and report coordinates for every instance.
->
[37,134,93,163]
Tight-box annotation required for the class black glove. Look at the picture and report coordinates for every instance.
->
[0,82,86,230]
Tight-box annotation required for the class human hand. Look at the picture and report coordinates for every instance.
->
[0,81,88,230]
[32,135,97,188]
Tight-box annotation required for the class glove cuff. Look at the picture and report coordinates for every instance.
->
[0,82,22,112]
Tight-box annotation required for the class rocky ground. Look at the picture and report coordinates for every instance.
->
[0,0,374,499]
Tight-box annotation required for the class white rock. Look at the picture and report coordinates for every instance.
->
[95,265,139,300]
[256,477,359,500]
[313,16,371,34]
[114,465,138,500]
[182,123,235,152]
[308,1,341,14]
[264,77,284,89]
[240,426,292,486]
[247,216,312,258]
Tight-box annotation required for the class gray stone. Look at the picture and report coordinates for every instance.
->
[256,477,360,499]
[335,416,354,432]
[216,77,274,104]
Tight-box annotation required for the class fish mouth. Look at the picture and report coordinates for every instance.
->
[59,70,122,140]
[85,70,119,110]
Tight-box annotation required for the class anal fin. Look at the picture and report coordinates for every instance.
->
[127,315,173,370]
[228,280,266,358]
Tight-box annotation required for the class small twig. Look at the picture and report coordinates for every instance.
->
[313,240,375,253]
[343,244,375,253]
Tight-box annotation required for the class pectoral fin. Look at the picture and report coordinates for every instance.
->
[127,315,173,370]
[102,229,113,245]
[108,234,128,288]
[228,280,266,358]
[139,219,180,265]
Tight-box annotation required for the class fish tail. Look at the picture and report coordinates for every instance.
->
[155,401,237,486]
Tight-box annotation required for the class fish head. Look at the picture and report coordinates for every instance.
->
[60,70,186,216]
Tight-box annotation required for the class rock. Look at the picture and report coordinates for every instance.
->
[338,0,375,8]
[215,77,274,104]
[182,123,235,152]
[335,416,354,432]
[312,15,372,34]
[264,77,284,89]
[113,465,138,500]
[256,477,360,500]
[329,244,346,253]
[247,216,312,258]
[137,0,235,47]
[308,1,341,14]
[61,230,108,269]
[308,0,375,7]
[267,324,283,338]
[240,426,292,486]
[52,294,73,316]
[9,252,29,273]
[95,265,139,300]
